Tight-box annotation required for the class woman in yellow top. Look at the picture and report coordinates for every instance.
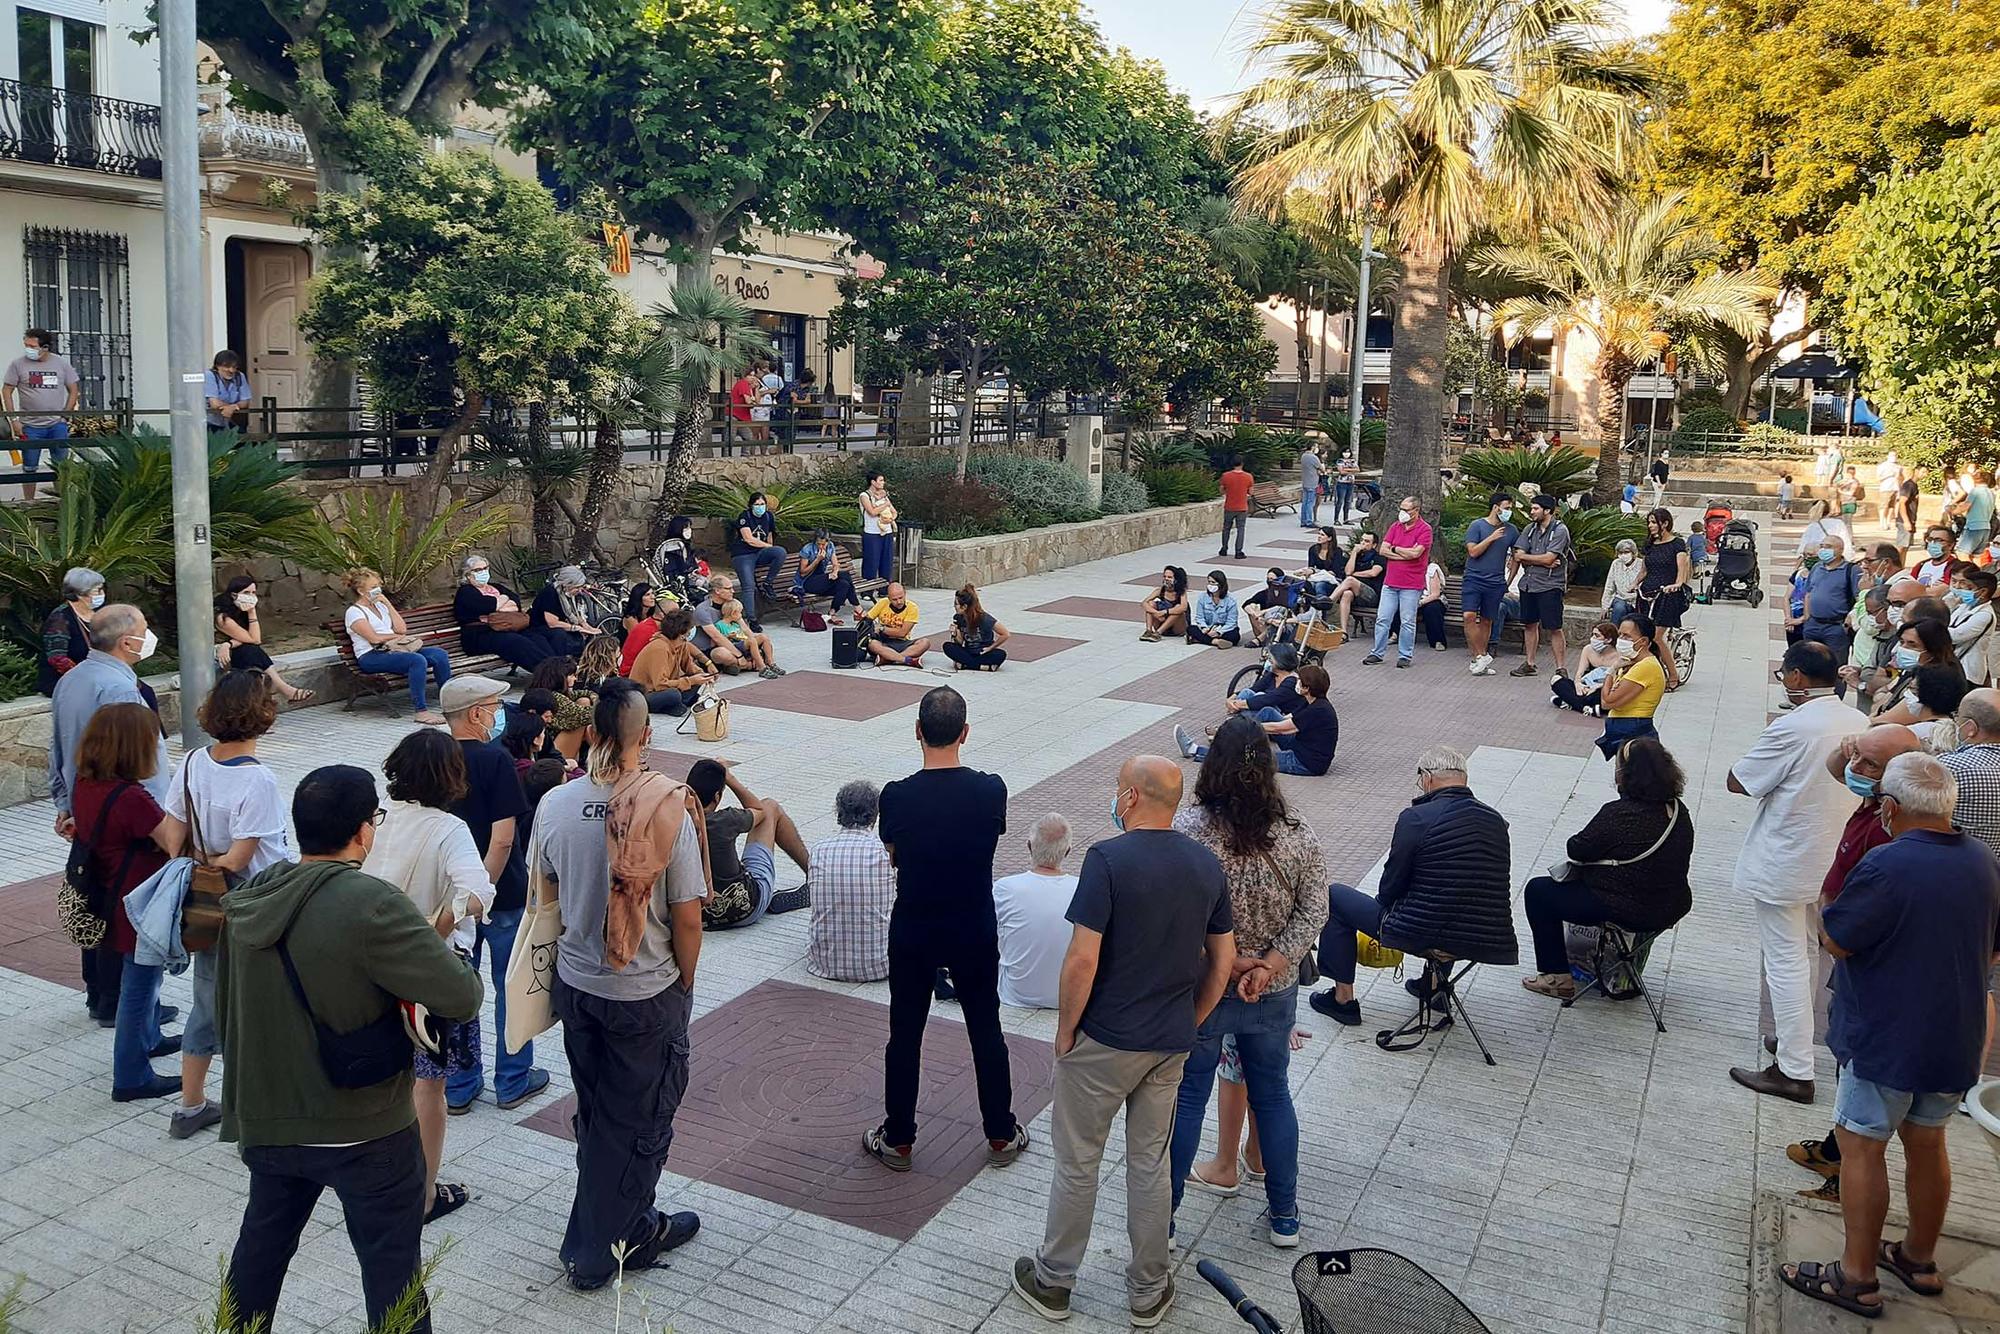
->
[1593,612,1666,758]
[863,581,932,667]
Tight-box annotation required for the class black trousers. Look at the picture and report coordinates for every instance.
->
[557,978,693,1288]
[646,686,697,715]
[82,941,123,1015]
[883,930,1016,1147]
[226,1124,430,1333]
[1550,676,1603,712]
[942,643,1007,669]
[1522,875,1619,975]
[802,569,860,611]
[1186,625,1241,646]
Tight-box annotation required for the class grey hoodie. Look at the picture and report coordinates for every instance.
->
[218,859,484,1148]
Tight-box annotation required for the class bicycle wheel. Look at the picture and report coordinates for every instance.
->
[1227,663,1263,699]
[1673,630,1697,686]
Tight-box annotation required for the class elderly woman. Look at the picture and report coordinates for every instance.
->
[342,568,452,724]
[38,565,103,695]
[452,553,563,672]
[213,575,313,703]
[1601,539,1643,625]
[1519,737,1694,999]
[530,565,601,658]
[1169,713,1328,1247]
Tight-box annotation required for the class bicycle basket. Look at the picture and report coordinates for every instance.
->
[1301,621,1345,653]
[1293,1249,1492,1334]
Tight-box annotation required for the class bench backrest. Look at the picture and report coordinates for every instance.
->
[324,602,466,665]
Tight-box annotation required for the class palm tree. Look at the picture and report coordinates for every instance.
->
[1476,191,1777,500]
[648,282,765,546]
[571,330,679,561]
[1226,0,1647,517]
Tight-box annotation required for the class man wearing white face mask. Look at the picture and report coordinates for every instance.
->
[48,603,170,838]
[1363,496,1433,668]
[3,326,79,500]
[1726,642,1868,1104]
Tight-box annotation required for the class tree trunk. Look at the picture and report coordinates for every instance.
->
[528,399,560,552]
[1595,352,1634,503]
[298,151,367,476]
[650,397,705,549]
[571,414,626,560]
[412,386,481,521]
[1383,242,1450,520]
[1294,300,1312,427]
[898,370,930,447]
[955,349,980,481]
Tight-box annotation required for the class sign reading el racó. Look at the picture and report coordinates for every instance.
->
[714,274,773,303]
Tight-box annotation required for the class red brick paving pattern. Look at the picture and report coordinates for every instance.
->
[1023,595,1147,623]
[521,979,1056,1241]
[988,632,1086,663]
[0,873,77,989]
[716,669,932,721]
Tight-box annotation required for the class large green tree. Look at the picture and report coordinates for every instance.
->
[1842,134,2000,451]
[1477,192,1776,499]
[1225,0,1645,517]
[1646,0,2000,416]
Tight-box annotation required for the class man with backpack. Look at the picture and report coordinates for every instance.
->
[1802,533,1862,662]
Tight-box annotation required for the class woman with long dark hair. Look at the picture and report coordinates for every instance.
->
[944,584,1009,670]
[1167,714,1327,1247]
[214,574,313,702]
[1140,566,1190,642]
[1872,618,1965,725]
[1638,508,1692,689]
[619,583,664,676]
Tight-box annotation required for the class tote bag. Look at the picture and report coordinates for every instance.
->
[503,825,563,1054]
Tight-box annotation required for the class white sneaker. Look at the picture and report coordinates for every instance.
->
[1469,654,1494,676]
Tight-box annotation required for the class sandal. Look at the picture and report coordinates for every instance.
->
[1187,1162,1239,1197]
[285,687,316,703]
[424,1182,471,1225]
[1879,1239,1944,1296]
[1522,973,1578,1000]
[1780,1260,1882,1319]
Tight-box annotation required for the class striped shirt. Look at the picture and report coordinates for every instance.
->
[805,829,895,982]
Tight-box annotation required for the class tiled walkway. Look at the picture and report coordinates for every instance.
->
[2,509,1997,1333]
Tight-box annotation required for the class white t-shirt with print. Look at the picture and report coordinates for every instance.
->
[164,747,293,877]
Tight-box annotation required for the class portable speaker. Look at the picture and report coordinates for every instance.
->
[831,626,860,669]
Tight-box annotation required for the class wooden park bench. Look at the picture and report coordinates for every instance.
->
[1249,481,1297,518]
[323,602,514,714]
[753,543,890,625]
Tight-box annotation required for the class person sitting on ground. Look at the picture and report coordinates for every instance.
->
[1518,737,1695,999]
[530,565,601,658]
[806,781,896,983]
[1593,614,1668,757]
[1310,747,1515,1025]
[214,575,314,704]
[693,576,751,674]
[628,607,718,715]
[500,706,550,766]
[1329,531,1384,635]
[1243,568,1295,646]
[714,598,783,677]
[864,582,931,666]
[795,528,861,616]
[1178,663,1337,777]
[619,593,664,677]
[1226,644,1303,719]
[685,759,811,929]
[944,583,1010,671]
[343,569,449,724]
[1139,566,1190,642]
[525,657,594,756]
[1948,567,1997,686]
[454,553,564,673]
[1871,618,1963,724]
[1601,539,1643,626]
[1187,571,1242,648]
[1551,620,1625,715]
[991,813,1079,1010]
[574,632,623,693]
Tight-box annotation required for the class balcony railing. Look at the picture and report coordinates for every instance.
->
[0,77,162,179]
[197,98,312,171]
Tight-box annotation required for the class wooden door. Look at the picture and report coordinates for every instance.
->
[243,243,311,407]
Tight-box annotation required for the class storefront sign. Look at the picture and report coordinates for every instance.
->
[714,273,772,303]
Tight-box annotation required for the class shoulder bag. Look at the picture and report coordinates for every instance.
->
[57,781,140,949]
[180,754,231,954]
[1252,845,1320,987]
[273,895,414,1089]
[503,821,563,1055]
[1549,801,1680,881]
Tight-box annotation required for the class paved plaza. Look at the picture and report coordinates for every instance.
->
[2,510,1998,1333]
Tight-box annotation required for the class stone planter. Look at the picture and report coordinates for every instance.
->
[912,494,1289,590]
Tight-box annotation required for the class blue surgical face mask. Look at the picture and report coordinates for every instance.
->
[1893,645,1921,670]
[1928,541,1945,559]
[470,569,491,585]
[1818,547,1836,564]
[1497,507,1514,524]
[1843,763,1878,798]
[1111,789,1129,832]
[752,503,768,517]
[1956,587,1978,607]
[88,591,105,609]
[487,702,506,742]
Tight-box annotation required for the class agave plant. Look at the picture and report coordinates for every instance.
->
[1453,445,1598,497]
[1316,412,1387,457]
[683,481,854,537]
[286,492,519,604]
[1128,435,1210,472]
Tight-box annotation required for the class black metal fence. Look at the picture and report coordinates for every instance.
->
[0,78,162,179]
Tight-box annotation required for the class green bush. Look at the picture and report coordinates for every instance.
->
[1100,469,1150,514]
[0,639,34,703]
[1191,424,1291,478]
[1141,466,1217,506]
[1561,506,1648,578]
[684,480,856,536]
[899,474,1015,539]
[1454,445,1597,496]
[286,492,519,605]
[1128,435,1209,472]
[1741,422,1798,451]
[1671,404,1740,446]
[966,453,1096,526]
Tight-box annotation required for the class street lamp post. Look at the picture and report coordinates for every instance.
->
[160,0,215,747]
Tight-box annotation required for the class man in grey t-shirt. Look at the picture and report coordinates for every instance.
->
[3,327,79,500]
[1298,444,1322,528]
[536,682,706,1290]
[1509,494,1573,678]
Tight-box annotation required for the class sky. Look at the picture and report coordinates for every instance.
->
[1084,0,1674,110]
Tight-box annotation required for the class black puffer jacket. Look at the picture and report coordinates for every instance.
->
[1377,785,1517,965]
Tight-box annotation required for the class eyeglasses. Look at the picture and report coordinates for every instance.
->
[370,808,387,827]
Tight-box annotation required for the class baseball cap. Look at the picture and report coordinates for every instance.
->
[439,675,509,715]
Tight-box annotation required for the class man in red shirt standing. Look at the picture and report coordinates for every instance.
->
[1363,495,1434,667]
[1217,458,1254,559]
[727,369,758,450]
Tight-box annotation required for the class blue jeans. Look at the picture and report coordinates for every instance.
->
[112,955,166,1090]
[1192,707,1286,761]
[1334,481,1354,522]
[1371,585,1422,659]
[1171,986,1301,1220]
[19,419,68,470]
[355,646,452,711]
[862,532,894,582]
[731,548,786,621]
[1273,746,1313,776]
[448,908,535,1105]
[1299,486,1318,527]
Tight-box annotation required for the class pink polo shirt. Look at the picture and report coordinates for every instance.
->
[1383,518,1433,590]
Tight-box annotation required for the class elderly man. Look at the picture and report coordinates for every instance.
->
[1727,642,1868,1103]
[806,781,896,983]
[694,575,776,674]
[992,815,1080,1009]
[48,603,168,836]
[1011,757,1233,1328]
[1782,754,2000,1319]
[1941,689,2000,857]
[1309,746,1514,1025]
[1801,533,1861,661]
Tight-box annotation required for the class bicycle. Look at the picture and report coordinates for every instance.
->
[1633,590,1697,689]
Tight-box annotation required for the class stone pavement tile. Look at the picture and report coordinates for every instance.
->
[720,669,934,721]
[1022,595,1149,623]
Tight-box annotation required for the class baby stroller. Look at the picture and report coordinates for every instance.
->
[1200,1250,1492,1334]
[1702,501,1735,547]
[1707,517,1764,606]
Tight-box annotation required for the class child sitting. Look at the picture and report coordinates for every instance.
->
[714,599,773,673]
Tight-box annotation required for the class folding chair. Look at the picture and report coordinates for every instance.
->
[1561,925,1667,1033]
[1374,953,1496,1066]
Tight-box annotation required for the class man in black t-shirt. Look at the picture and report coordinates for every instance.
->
[441,676,549,1114]
[1011,756,1233,1326]
[866,687,1026,1172]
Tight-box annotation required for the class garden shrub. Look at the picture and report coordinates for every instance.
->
[1099,469,1150,514]
[1741,422,1798,451]
[1140,466,1217,506]
[1671,404,1739,446]
[1128,435,1209,472]
[965,453,1096,526]
[1455,445,1596,496]
[898,473,1014,539]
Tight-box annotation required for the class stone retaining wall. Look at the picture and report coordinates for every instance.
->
[914,493,1291,589]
